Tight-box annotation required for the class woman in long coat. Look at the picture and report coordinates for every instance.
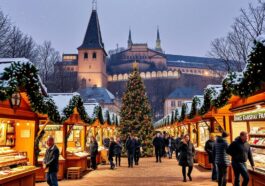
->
[178,134,195,182]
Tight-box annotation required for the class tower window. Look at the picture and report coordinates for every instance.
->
[93,52,97,59]
[84,52,88,59]
[81,78,86,88]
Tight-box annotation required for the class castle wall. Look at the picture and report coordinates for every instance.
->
[108,70,180,82]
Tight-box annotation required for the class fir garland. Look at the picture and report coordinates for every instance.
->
[188,96,199,119]
[178,103,187,122]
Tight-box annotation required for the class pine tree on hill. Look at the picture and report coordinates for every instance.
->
[119,66,154,156]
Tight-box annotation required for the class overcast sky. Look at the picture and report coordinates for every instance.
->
[0,0,257,57]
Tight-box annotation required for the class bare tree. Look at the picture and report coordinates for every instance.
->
[36,41,60,84]
[0,10,11,56]
[209,1,265,72]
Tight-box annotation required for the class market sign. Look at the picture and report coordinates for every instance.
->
[234,109,265,121]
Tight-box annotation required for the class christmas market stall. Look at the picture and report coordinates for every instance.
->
[230,91,265,185]
[0,58,61,186]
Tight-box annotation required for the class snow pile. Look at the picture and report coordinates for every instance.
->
[206,85,223,100]
[256,35,265,46]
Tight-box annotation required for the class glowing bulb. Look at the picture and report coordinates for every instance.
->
[16,123,20,126]
[256,105,262,110]
[27,123,29,126]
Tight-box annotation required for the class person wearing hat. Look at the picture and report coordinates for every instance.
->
[213,131,230,186]
[205,134,217,181]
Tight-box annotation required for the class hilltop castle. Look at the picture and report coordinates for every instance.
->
[56,2,224,119]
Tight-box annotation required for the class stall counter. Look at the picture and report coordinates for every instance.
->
[195,148,211,169]
[0,166,38,186]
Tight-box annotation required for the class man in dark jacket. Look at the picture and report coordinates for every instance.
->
[134,137,141,165]
[126,134,136,168]
[90,136,98,170]
[213,131,230,186]
[108,137,116,169]
[153,133,163,163]
[227,131,255,186]
[43,136,59,186]
[205,134,217,181]
[168,135,175,159]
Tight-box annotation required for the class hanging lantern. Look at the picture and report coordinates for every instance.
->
[9,93,21,109]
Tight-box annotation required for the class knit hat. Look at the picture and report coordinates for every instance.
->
[222,131,229,138]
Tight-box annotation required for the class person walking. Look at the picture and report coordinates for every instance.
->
[178,134,195,182]
[134,137,141,165]
[43,136,59,186]
[168,135,175,159]
[90,136,98,170]
[205,134,217,181]
[213,131,230,186]
[153,133,163,163]
[126,134,136,168]
[175,134,183,160]
[227,131,255,186]
[114,137,122,167]
[108,137,116,169]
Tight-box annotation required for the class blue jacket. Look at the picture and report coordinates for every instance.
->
[213,137,230,166]
[44,145,59,173]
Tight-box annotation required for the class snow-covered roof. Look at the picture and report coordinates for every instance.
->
[206,85,223,100]
[0,58,48,94]
[183,101,192,114]
[84,103,99,117]
[49,93,79,116]
[194,95,204,109]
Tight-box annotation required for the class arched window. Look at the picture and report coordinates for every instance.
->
[81,78,86,88]
[93,52,97,59]
[84,52,88,59]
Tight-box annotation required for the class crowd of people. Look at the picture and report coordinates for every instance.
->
[42,131,254,186]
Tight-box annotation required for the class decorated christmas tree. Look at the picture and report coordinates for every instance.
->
[119,64,154,156]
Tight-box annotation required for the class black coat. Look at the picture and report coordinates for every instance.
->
[168,137,176,150]
[44,145,59,173]
[178,141,195,167]
[175,137,182,152]
[213,137,230,166]
[126,137,136,154]
[205,139,215,163]
[153,137,163,149]
[90,141,98,158]
[108,141,117,158]
[227,137,254,166]
[114,141,122,155]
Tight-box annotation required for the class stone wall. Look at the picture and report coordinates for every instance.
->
[108,70,180,81]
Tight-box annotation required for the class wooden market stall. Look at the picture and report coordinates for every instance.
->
[0,58,50,186]
[229,91,265,186]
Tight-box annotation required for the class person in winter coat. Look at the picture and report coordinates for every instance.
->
[126,134,136,168]
[108,137,116,169]
[178,134,195,182]
[90,136,98,170]
[205,134,217,181]
[168,135,175,159]
[175,134,183,160]
[114,137,122,167]
[227,131,255,186]
[213,131,230,186]
[153,133,163,163]
[134,137,141,165]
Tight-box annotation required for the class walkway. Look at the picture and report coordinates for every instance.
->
[37,157,231,186]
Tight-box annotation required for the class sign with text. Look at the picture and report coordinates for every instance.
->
[234,109,265,121]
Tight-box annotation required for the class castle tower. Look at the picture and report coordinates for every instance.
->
[128,28,133,48]
[77,0,107,88]
[155,27,163,52]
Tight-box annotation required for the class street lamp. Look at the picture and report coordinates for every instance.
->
[9,93,21,109]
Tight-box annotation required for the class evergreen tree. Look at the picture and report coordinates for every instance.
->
[119,67,154,156]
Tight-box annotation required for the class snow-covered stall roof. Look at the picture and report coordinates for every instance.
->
[0,58,48,94]
[49,93,79,116]
[84,102,99,118]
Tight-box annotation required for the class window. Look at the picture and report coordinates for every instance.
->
[81,78,86,88]
[88,79,91,82]
[89,65,91,69]
[92,52,97,59]
[171,100,176,107]
[178,100,182,107]
[84,52,88,59]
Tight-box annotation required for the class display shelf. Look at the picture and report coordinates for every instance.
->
[250,134,265,137]
[251,144,265,149]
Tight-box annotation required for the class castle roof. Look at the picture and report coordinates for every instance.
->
[167,87,203,99]
[78,10,106,54]
[166,54,226,70]
[78,87,115,104]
